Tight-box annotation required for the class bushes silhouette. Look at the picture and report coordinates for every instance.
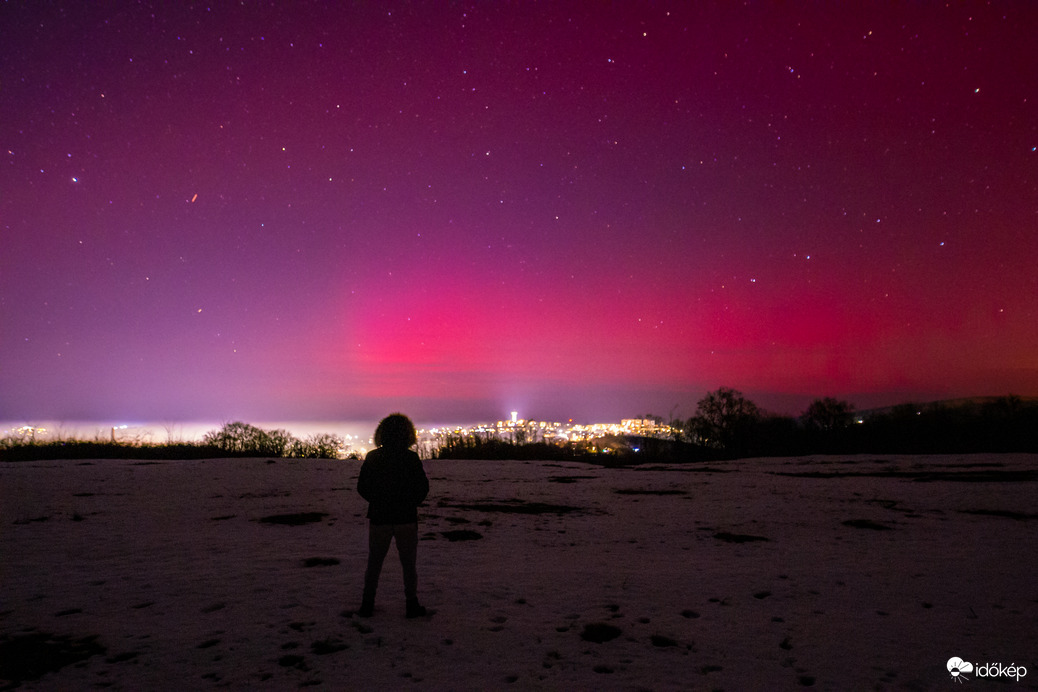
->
[662,390,1038,458]
[1,422,348,461]
[203,422,292,456]
[294,432,347,459]
[857,397,1038,454]
[202,422,346,458]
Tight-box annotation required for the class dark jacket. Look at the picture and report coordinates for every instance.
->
[357,446,429,525]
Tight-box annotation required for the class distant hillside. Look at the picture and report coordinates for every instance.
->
[856,395,1038,420]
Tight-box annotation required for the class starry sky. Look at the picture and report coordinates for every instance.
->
[3,2,1037,426]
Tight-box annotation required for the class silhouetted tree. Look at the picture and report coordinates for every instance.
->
[801,397,855,431]
[263,428,296,456]
[293,432,345,458]
[797,397,858,453]
[688,387,762,455]
[204,422,264,454]
[203,422,298,456]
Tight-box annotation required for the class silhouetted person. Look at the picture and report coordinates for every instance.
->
[357,413,429,618]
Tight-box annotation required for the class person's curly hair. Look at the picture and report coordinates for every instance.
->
[374,413,417,449]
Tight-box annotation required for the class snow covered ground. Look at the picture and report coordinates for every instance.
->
[2,454,1036,690]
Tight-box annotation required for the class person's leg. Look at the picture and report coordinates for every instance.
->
[394,522,425,617]
[394,522,419,600]
[361,522,394,614]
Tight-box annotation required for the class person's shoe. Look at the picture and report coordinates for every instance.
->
[405,599,427,619]
[357,599,375,618]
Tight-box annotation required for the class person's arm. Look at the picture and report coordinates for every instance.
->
[357,460,374,502]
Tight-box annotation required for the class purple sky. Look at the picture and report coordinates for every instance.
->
[2,2,1037,425]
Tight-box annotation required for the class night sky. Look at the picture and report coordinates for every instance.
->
[3,2,1037,426]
